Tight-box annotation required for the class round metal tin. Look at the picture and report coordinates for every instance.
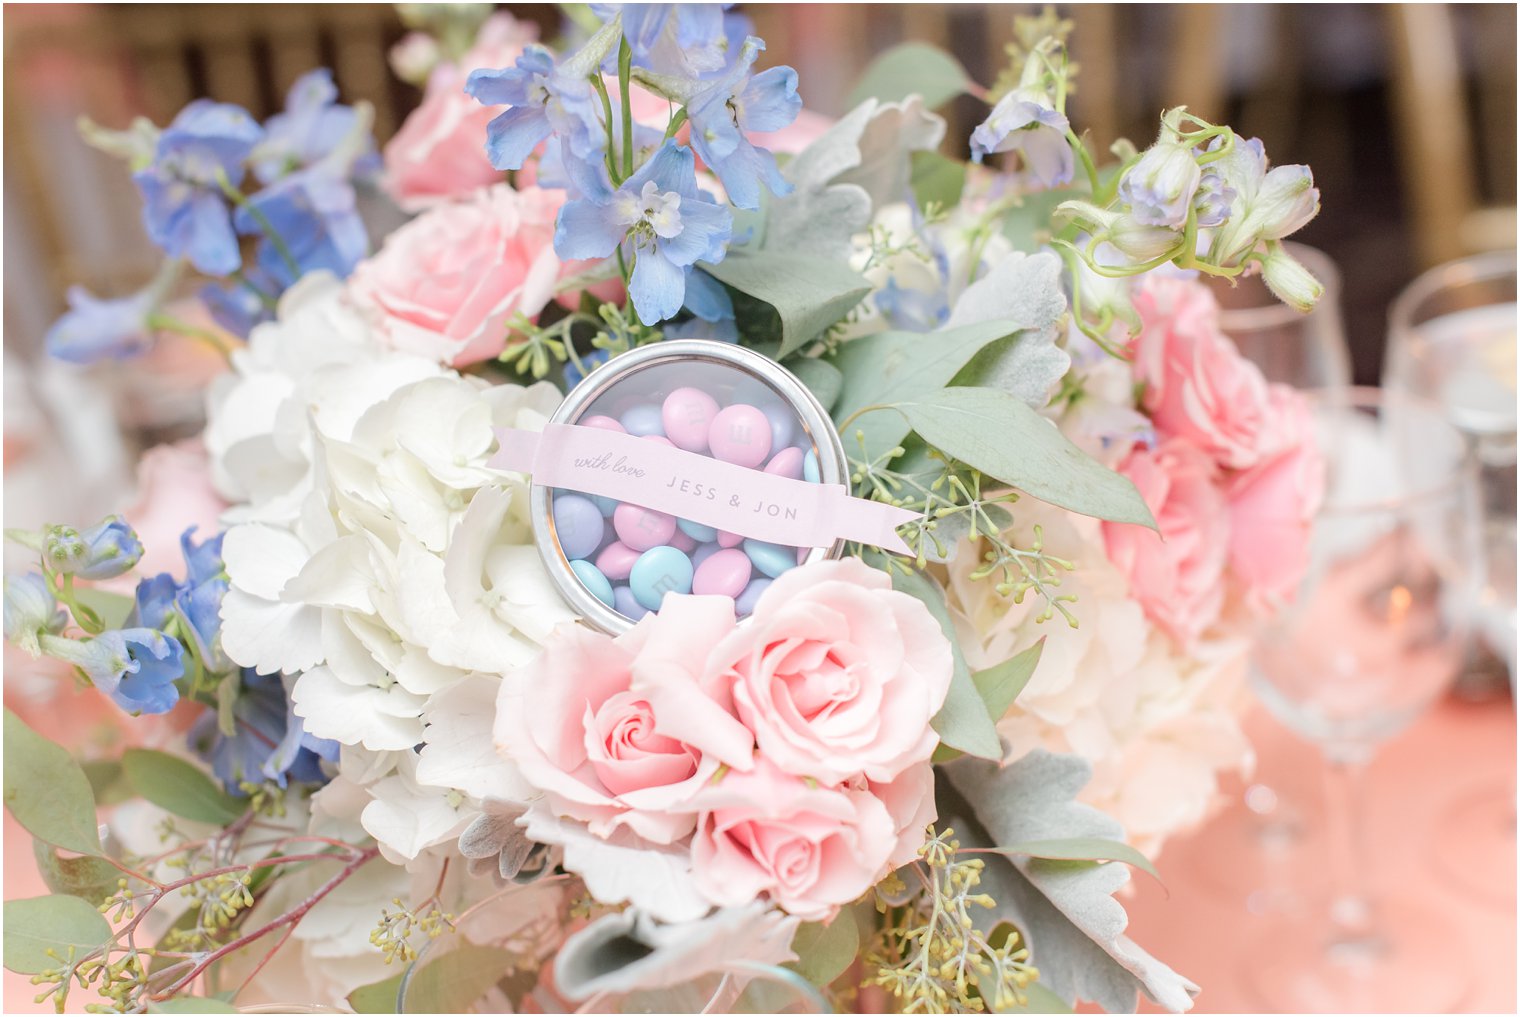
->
[526,339,848,634]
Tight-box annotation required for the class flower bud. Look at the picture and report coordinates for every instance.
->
[1107,214,1184,264]
[1119,142,1202,228]
[1192,169,1236,228]
[1260,241,1324,313]
[1250,164,1320,240]
[3,572,65,656]
[44,515,143,581]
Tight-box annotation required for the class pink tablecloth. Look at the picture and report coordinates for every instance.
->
[4,690,1514,1013]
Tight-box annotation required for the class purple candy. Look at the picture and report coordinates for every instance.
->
[693,548,753,598]
[691,541,722,569]
[595,541,641,582]
[552,493,605,561]
[613,503,676,551]
[763,403,796,451]
[613,585,651,621]
[708,404,772,468]
[662,387,720,453]
[735,578,772,616]
[620,404,665,437]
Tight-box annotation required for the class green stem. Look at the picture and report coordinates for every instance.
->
[147,313,235,360]
[662,107,688,144]
[214,169,300,280]
[837,402,906,435]
[591,73,623,185]
[231,268,277,310]
[49,574,104,635]
[1065,129,1101,196]
[618,39,634,177]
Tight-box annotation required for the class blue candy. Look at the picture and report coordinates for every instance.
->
[592,494,619,517]
[677,517,718,542]
[620,404,665,437]
[629,545,694,611]
[742,539,797,579]
[803,449,820,484]
[570,559,615,608]
[613,585,650,621]
[735,577,772,616]
[552,493,606,560]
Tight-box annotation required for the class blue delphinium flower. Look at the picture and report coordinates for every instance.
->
[466,46,605,172]
[591,3,732,77]
[237,165,368,285]
[875,278,949,332]
[44,516,143,581]
[132,100,264,276]
[48,629,185,715]
[1118,141,1201,228]
[199,276,274,338]
[3,573,66,656]
[128,573,179,631]
[563,348,611,390]
[969,84,1072,189]
[682,269,734,323]
[190,670,334,794]
[173,528,230,669]
[252,69,378,184]
[555,141,732,324]
[1192,168,1236,228]
[44,285,157,363]
[685,37,799,210]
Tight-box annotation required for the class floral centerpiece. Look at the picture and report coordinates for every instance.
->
[3,5,1322,1013]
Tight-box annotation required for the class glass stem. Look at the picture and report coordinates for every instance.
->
[1321,748,1378,951]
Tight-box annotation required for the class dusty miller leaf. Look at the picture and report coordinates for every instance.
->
[939,750,1199,1013]
[946,251,1071,409]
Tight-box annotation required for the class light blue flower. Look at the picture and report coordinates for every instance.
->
[132,100,264,276]
[128,573,178,631]
[190,670,333,794]
[45,516,143,581]
[466,46,604,172]
[682,269,733,322]
[685,37,798,210]
[236,164,368,285]
[51,629,184,716]
[564,348,611,390]
[875,278,949,332]
[44,285,157,364]
[1192,168,1235,228]
[200,274,275,338]
[590,3,732,77]
[1118,141,1202,228]
[175,528,230,670]
[3,572,66,656]
[252,69,377,184]
[969,85,1072,189]
[555,142,732,324]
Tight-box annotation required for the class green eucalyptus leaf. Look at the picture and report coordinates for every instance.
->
[786,908,859,987]
[992,837,1160,881]
[3,709,102,855]
[348,972,405,1013]
[400,945,523,1013]
[871,558,1001,760]
[121,749,243,825]
[973,639,1045,722]
[2,894,112,974]
[830,319,1023,460]
[788,357,844,414]
[32,841,120,905]
[1001,981,1076,1013]
[147,999,239,1014]
[910,149,966,210]
[847,42,973,110]
[896,388,1157,529]
[81,760,134,806]
[701,251,871,359]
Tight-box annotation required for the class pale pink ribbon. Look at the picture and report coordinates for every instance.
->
[491,424,918,555]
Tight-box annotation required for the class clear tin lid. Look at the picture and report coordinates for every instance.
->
[526,340,848,634]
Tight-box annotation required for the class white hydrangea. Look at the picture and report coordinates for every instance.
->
[939,499,1252,858]
[212,273,581,864]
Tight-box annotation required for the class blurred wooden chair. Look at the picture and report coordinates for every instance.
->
[1386,3,1518,268]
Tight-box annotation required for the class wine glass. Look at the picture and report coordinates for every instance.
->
[1181,244,1352,903]
[1245,387,1482,1012]
[1384,252,1517,910]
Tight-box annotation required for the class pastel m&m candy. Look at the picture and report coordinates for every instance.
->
[743,538,797,579]
[735,577,772,616]
[553,494,605,560]
[708,404,772,468]
[662,387,720,453]
[570,559,615,608]
[595,541,641,582]
[693,548,752,598]
[763,446,804,480]
[629,545,694,611]
[614,503,677,551]
[614,585,651,621]
[620,404,665,437]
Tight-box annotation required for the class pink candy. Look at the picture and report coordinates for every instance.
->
[581,415,625,433]
[662,387,720,453]
[595,541,641,581]
[692,548,753,598]
[763,446,804,480]
[613,503,676,551]
[708,404,772,469]
[717,529,744,549]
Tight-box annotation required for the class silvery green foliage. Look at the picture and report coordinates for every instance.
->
[554,902,800,1002]
[939,750,1200,1014]
[765,97,945,262]
[944,250,1070,410]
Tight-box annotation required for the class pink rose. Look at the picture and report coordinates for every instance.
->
[1226,386,1325,614]
[690,758,898,921]
[123,439,228,581]
[1105,439,1229,646]
[350,184,584,366]
[703,558,953,785]
[1131,277,1278,471]
[382,14,538,209]
[870,763,939,870]
[496,598,752,845]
